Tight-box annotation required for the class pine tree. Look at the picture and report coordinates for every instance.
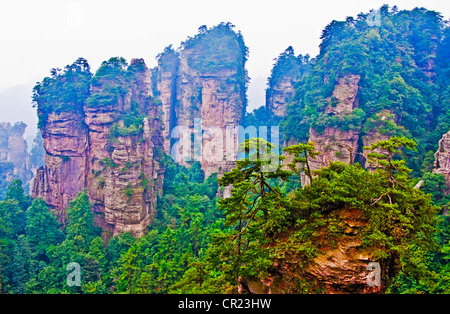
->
[283,141,321,184]
[65,190,97,250]
[25,198,63,257]
[213,138,290,283]
[8,235,34,294]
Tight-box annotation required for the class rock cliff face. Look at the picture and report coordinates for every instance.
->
[301,74,361,186]
[32,110,88,219]
[33,58,164,237]
[156,24,248,178]
[265,48,307,118]
[0,122,31,195]
[174,55,244,178]
[154,48,180,154]
[86,58,164,237]
[239,208,387,294]
[433,130,450,194]
[32,25,247,236]
[266,77,297,117]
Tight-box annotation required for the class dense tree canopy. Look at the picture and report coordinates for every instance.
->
[32,58,92,127]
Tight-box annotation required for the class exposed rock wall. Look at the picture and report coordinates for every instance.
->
[266,78,296,117]
[265,48,307,118]
[433,130,450,194]
[266,75,299,118]
[154,49,179,154]
[301,74,361,186]
[0,122,31,194]
[175,55,243,178]
[32,111,88,219]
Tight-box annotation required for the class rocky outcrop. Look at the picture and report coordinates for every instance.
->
[433,130,450,194]
[154,48,179,154]
[266,78,297,117]
[156,24,247,178]
[266,47,307,117]
[32,59,164,237]
[85,59,164,237]
[33,25,248,235]
[0,122,31,195]
[239,208,387,294]
[175,57,243,178]
[32,111,88,219]
[301,74,361,186]
[0,122,29,178]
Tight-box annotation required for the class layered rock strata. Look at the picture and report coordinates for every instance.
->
[154,48,180,154]
[32,111,88,219]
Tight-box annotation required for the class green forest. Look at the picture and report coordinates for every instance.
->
[1,6,450,294]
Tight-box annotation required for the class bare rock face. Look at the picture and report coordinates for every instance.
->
[0,122,31,193]
[33,59,164,237]
[307,127,359,176]
[175,53,243,178]
[266,78,296,117]
[265,48,306,118]
[32,111,88,219]
[154,49,179,154]
[156,25,247,179]
[301,74,361,186]
[239,208,386,294]
[86,59,163,237]
[433,130,450,194]
[324,74,360,115]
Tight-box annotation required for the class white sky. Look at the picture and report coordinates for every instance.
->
[0,0,449,140]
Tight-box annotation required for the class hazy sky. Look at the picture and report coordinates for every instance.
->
[1,0,449,140]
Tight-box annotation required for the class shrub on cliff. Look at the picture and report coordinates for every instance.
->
[32,58,92,127]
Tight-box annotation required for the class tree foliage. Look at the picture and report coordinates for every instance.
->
[32,58,92,127]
